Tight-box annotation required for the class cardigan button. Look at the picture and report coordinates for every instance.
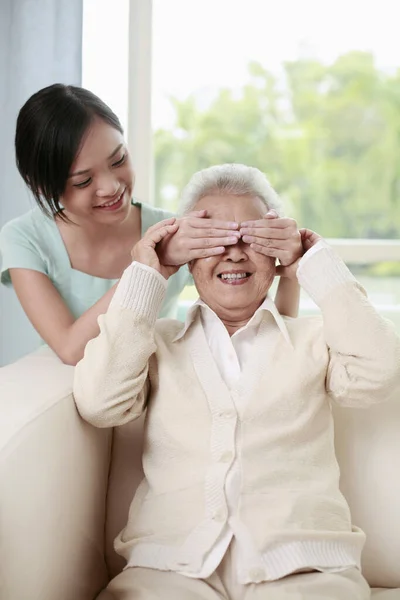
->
[220,451,234,463]
[218,409,236,419]
[249,568,266,582]
[212,508,227,522]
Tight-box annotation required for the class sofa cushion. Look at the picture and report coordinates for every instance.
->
[0,348,111,600]
[334,392,400,588]
[105,415,146,578]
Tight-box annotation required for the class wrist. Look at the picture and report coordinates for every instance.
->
[110,262,167,324]
[297,245,356,306]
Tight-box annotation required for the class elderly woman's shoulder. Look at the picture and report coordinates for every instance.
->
[283,314,325,343]
[155,317,185,343]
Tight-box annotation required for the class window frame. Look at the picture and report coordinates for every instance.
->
[127,0,153,204]
[127,0,400,265]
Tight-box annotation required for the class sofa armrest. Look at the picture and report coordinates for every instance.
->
[0,348,111,600]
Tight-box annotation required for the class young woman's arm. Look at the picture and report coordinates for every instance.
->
[274,277,300,318]
[10,269,117,366]
[7,214,239,365]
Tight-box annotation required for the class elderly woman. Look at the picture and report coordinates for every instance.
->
[74,164,400,600]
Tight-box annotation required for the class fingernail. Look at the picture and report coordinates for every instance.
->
[267,210,278,217]
[229,222,239,229]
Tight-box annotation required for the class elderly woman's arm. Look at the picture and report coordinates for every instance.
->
[73,219,179,427]
[73,264,165,427]
[297,242,400,407]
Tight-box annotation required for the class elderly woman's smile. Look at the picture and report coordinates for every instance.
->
[217,270,251,284]
[189,194,276,333]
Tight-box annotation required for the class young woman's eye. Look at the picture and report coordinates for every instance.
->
[112,153,126,167]
[74,177,92,189]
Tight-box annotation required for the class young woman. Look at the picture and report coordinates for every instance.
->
[0,84,301,365]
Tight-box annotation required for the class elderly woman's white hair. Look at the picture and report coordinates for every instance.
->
[178,163,283,216]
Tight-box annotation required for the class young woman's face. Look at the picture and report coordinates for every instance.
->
[61,118,135,224]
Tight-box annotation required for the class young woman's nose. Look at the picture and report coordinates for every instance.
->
[96,173,120,198]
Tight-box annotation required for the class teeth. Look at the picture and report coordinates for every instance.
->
[220,273,247,280]
[98,193,122,208]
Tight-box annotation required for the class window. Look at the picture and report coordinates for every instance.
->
[82,0,129,132]
[83,0,400,325]
[152,0,400,239]
[151,0,400,322]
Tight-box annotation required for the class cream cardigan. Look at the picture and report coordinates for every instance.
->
[73,246,400,583]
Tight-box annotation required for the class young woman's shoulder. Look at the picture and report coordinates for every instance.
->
[138,201,176,232]
[0,207,55,286]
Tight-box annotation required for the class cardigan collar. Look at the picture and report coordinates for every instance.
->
[173,294,292,346]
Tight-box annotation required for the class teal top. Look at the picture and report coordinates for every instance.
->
[0,202,190,319]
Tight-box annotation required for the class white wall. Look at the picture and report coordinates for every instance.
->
[0,0,83,366]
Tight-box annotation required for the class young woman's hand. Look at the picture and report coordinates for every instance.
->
[131,218,180,279]
[158,210,241,266]
[240,210,303,266]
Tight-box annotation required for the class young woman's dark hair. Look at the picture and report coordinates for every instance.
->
[15,84,123,219]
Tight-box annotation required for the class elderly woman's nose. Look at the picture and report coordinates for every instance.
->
[224,239,247,260]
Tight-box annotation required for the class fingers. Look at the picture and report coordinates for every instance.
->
[242,235,296,249]
[188,218,239,230]
[190,235,241,249]
[240,217,295,230]
[146,217,177,233]
[299,228,323,252]
[248,243,282,257]
[240,215,302,267]
[249,243,297,264]
[240,227,290,240]
[147,222,179,246]
[186,246,226,259]
[187,228,241,239]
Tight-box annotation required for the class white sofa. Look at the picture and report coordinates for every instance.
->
[0,347,400,600]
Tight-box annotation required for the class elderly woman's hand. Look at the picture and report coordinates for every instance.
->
[131,218,180,280]
[158,210,241,266]
[239,211,302,267]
